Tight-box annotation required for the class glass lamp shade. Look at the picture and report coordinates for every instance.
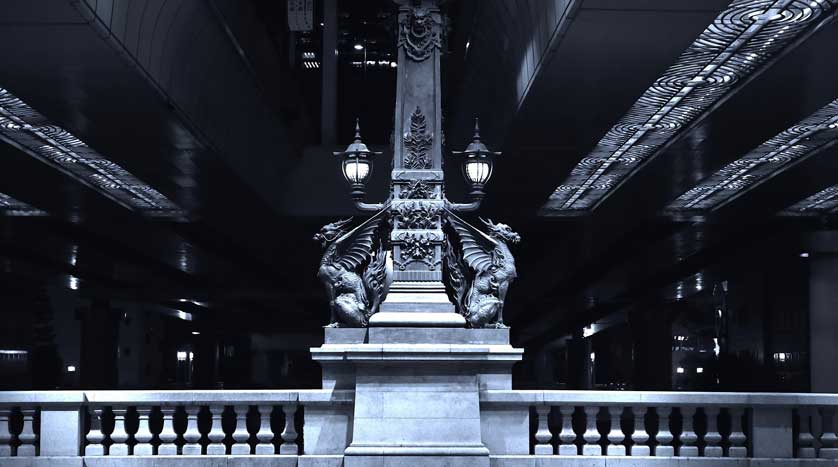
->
[463,158,492,185]
[342,157,371,184]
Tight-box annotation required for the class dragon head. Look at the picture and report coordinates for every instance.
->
[314,217,353,247]
[481,218,521,245]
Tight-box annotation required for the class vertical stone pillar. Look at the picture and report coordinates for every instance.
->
[809,253,838,392]
[630,308,672,390]
[0,409,11,456]
[751,407,793,458]
[80,300,118,388]
[192,334,219,389]
[40,407,83,456]
[369,0,463,328]
[320,0,337,145]
[567,330,591,390]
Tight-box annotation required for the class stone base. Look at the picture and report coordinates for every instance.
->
[325,327,511,344]
[312,325,522,467]
[369,311,464,327]
[369,327,509,344]
[345,455,489,467]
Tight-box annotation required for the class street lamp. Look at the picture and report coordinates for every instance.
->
[334,119,381,201]
[453,118,501,202]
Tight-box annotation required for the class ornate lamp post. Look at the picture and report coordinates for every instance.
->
[334,119,381,202]
[314,0,519,330]
[454,118,501,203]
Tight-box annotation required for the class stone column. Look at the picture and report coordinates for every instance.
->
[192,334,219,389]
[630,308,672,390]
[79,300,119,388]
[320,0,337,145]
[809,253,838,392]
[567,330,591,390]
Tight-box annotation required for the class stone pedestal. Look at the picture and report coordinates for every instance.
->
[311,327,522,467]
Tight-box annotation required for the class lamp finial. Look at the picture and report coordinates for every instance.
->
[354,118,363,142]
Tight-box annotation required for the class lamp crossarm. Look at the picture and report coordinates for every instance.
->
[444,196,482,213]
[353,197,391,212]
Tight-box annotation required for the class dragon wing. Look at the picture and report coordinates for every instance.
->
[445,209,498,274]
[443,233,469,316]
[334,207,388,272]
[363,241,390,317]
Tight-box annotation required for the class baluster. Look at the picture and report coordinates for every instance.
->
[231,405,252,455]
[679,407,698,457]
[109,407,129,456]
[797,407,816,458]
[280,403,299,455]
[85,406,105,456]
[182,406,202,455]
[0,408,12,456]
[207,405,226,455]
[558,406,578,455]
[700,407,720,457]
[16,408,37,457]
[654,407,674,457]
[728,407,747,458]
[255,405,275,454]
[606,406,625,455]
[134,406,154,456]
[819,406,838,459]
[582,406,602,456]
[158,407,178,455]
[630,406,650,456]
[533,406,553,455]
[15,408,37,457]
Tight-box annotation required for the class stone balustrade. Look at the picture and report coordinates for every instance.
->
[1,389,838,466]
[0,389,353,463]
[480,390,838,460]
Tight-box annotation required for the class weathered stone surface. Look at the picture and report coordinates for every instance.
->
[368,311,464,327]
[367,327,509,345]
[345,455,489,467]
[324,328,368,344]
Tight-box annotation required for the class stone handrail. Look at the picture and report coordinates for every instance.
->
[0,389,353,458]
[2,389,838,462]
[479,390,838,459]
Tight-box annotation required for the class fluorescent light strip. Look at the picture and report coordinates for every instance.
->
[0,192,48,217]
[0,87,185,219]
[781,184,838,215]
[668,98,838,212]
[542,0,837,214]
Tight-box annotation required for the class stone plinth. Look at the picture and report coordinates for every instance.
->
[311,327,523,467]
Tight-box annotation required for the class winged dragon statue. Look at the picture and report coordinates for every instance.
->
[314,210,391,327]
[444,212,520,328]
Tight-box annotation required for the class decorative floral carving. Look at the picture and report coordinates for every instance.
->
[394,231,440,270]
[399,180,435,199]
[396,201,442,229]
[398,6,443,62]
[403,107,432,169]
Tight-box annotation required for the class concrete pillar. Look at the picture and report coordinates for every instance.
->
[809,253,838,392]
[630,308,672,390]
[40,407,83,456]
[751,407,793,458]
[79,300,118,388]
[192,333,219,389]
[321,0,338,145]
[567,330,591,389]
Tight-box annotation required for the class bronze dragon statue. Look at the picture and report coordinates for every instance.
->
[444,211,520,328]
[314,211,391,327]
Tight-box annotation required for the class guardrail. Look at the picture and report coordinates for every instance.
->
[2,389,837,464]
[479,390,838,460]
[0,390,353,458]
